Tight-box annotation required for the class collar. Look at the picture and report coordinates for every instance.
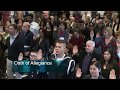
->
[10,33,18,39]
[55,54,66,61]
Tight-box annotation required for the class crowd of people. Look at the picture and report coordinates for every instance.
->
[0,11,119,79]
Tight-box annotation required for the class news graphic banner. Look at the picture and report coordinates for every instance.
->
[13,60,68,73]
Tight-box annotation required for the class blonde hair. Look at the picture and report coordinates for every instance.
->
[104,26,113,36]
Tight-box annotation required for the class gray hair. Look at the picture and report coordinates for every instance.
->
[86,40,95,47]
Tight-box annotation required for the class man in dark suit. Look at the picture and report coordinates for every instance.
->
[4,24,24,79]
[75,40,101,78]
[20,22,34,59]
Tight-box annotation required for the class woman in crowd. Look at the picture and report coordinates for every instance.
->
[101,49,119,79]
[33,28,50,60]
[76,60,104,79]
[95,26,118,62]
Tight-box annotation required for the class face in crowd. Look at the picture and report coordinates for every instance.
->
[85,40,95,53]
[54,41,66,55]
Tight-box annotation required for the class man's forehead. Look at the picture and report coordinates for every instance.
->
[30,52,37,55]
[86,43,92,47]
[56,43,63,46]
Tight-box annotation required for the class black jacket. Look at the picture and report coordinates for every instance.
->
[4,33,24,61]
[47,54,75,79]
[20,30,34,52]
[78,49,101,76]
[82,74,104,79]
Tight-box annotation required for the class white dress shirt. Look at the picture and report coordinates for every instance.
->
[10,33,18,46]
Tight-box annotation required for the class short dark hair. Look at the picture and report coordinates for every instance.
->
[54,40,66,47]
[25,13,33,18]
[60,22,67,29]
[30,49,38,53]
[9,24,18,31]
[90,60,101,70]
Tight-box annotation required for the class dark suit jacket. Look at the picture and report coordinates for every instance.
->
[20,30,34,51]
[78,49,101,76]
[82,74,104,79]
[4,33,24,61]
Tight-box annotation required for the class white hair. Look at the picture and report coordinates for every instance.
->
[86,40,95,47]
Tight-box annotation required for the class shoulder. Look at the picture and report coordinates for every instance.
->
[28,30,34,35]
[6,36,10,40]
[98,75,104,79]
[82,74,91,79]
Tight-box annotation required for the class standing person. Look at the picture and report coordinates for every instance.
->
[33,28,49,60]
[57,22,69,43]
[101,49,119,79]
[25,13,40,40]
[20,22,34,60]
[69,30,84,51]
[96,26,118,62]
[47,40,75,79]
[76,61,104,79]
[3,24,24,79]
[77,40,101,77]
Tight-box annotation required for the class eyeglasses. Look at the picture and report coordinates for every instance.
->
[30,55,37,57]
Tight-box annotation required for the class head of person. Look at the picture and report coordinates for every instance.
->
[103,26,113,37]
[85,40,95,53]
[103,49,113,63]
[89,61,101,78]
[8,24,18,36]
[104,15,109,23]
[25,13,33,23]
[115,18,119,24]
[17,19,23,27]
[86,16,90,23]
[70,16,75,22]
[5,25,9,33]
[98,19,103,27]
[42,11,50,19]
[22,22,30,32]
[6,20,11,26]
[30,50,38,60]
[73,30,79,37]
[50,16,54,22]
[112,13,118,21]
[39,28,46,38]
[84,11,88,15]
[59,22,67,31]
[54,40,66,55]
[95,13,101,20]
